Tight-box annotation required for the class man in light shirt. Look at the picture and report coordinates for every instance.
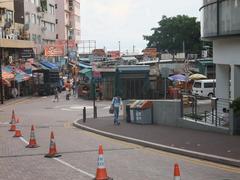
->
[111,96,123,125]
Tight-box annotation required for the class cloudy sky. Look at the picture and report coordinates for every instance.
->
[81,0,203,53]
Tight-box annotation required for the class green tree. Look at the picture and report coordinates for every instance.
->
[143,15,202,55]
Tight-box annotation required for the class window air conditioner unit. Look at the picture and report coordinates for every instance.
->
[41,27,47,32]
[37,6,42,12]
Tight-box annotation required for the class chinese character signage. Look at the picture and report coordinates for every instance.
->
[44,45,64,57]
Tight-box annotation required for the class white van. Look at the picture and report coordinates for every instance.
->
[192,79,216,97]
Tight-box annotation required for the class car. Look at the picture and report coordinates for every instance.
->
[192,79,216,98]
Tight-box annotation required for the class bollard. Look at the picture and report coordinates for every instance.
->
[94,106,97,119]
[83,107,86,123]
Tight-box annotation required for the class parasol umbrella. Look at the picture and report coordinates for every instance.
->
[189,73,207,80]
[168,74,187,82]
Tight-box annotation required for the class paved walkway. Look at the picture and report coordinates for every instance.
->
[74,116,240,167]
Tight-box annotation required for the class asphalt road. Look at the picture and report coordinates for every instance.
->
[0,94,239,180]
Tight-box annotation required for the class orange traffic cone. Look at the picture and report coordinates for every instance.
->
[9,123,16,131]
[10,110,16,124]
[94,145,113,180]
[173,163,181,180]
[44,131,61,158]
[13,124,23,137]
[26,125,39,148]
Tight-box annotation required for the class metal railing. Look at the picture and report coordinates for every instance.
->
[181,94,231,128]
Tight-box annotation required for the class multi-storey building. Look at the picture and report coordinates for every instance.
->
[23,0,56,57]
[0,0,35,64]
[200,0,240,101]
[55,0,81,58]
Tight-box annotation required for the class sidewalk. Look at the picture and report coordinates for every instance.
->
[74,116,240,167]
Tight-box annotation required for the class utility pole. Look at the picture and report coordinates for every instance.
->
[0,48,3,104]
[118,41,121,53]
[133,45,135,53]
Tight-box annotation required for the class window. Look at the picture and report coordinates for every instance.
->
[193,82,201,88]
[38,35,41,43]
[6,10,13,23]
[49,4,54,14]
[204,82,216,88]
[25,14,30,24]
[37,16,41,25]
[56,19,58,24]
[50,23,55,32]
[55,4,57,9]
[56,34,58,39]
[32,34,37,42]
[31,14,36,24]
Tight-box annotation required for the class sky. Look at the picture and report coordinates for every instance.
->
[80,0,203,53]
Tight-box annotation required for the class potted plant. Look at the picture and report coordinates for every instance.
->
[230,97,240,116]
[230,97,240,135]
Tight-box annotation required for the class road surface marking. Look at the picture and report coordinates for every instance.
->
[19,136,95,178]
[144,147,240,174]
[19,137,29,144]
[80,130,240,174]
[54,158,95,178]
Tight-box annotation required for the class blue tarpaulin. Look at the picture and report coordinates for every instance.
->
[40,61,59,70]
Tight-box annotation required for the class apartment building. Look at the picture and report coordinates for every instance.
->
[55,0,81,58]
[23,0,56,57]
[0,0,35,64]
[200,0,240,101]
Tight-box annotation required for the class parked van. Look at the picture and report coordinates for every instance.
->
[192,79,216,97]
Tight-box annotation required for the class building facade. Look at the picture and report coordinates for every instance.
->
[55,0,81,57]
[0,0,35,64]
[23,0,56,57]
[200,0,240,101]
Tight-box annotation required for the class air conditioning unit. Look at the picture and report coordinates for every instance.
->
[36,6,42,12]
[41,27,47,32]
[69,6,73,11]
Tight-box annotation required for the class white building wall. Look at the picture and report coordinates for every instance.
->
[213,38,240,65]
[231,65,240,100]
[215,64,230,100]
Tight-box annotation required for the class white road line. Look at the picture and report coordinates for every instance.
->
[54,158,95,178]
[19,136,95,178]
[19,137,28,144]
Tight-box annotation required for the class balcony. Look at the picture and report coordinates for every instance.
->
[200,0,240,39]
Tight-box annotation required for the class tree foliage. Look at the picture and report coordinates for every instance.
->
[143,15,202,55]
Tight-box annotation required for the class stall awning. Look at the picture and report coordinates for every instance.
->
[40,61,59,70]
[78,62,92,69]
[3,66,31,83]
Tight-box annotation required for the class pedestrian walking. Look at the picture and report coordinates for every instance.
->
[53,87,59,102]
[111,96,123,125]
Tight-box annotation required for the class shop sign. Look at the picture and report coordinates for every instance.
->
[44,45,64,57]
[20,48,35,58]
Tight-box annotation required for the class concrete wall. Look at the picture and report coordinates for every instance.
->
[152,100,181,126]
[213,38,240,65]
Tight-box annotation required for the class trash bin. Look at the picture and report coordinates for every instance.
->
[130,100,153,124]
